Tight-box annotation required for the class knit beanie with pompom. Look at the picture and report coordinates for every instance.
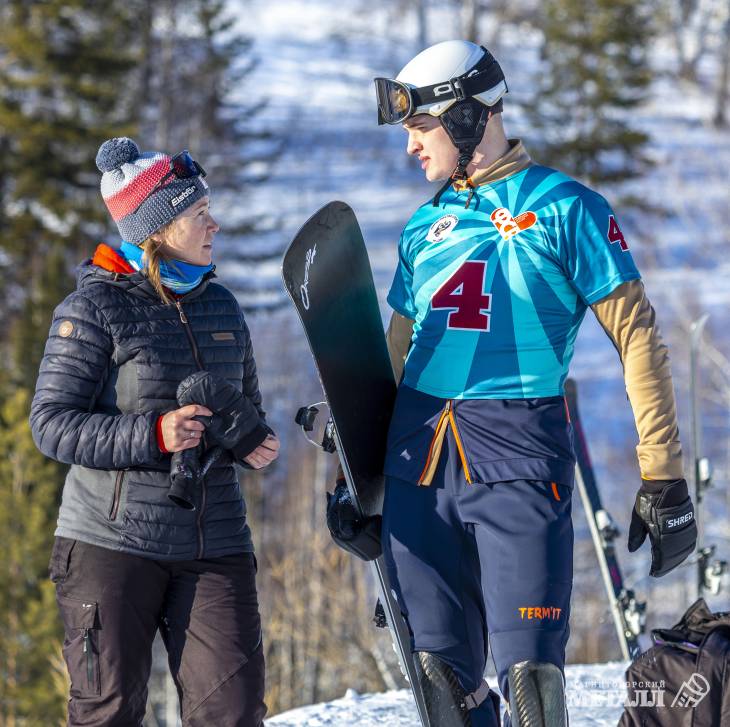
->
[96,137,209,245]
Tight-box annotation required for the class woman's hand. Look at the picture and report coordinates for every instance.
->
[160,404,213,452]
[244,434,280,470]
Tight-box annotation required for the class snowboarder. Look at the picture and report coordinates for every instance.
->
[371,40,697,726]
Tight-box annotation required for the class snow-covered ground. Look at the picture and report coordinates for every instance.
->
[267,662,629,726]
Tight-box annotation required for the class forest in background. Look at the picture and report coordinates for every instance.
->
[0,0,729,723]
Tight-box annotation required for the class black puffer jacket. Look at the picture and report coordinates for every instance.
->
[30,258,269,560]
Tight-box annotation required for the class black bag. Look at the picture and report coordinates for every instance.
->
[620,599,730,726]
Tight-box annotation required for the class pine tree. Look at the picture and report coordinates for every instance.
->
[0,0,141,386]
[133,0,285,312]
[0,386,67,725]
[526,0,654,186]
[0,4,143,721]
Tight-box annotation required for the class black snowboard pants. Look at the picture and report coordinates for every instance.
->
[49,537,266,727]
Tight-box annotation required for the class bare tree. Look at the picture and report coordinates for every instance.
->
[713,6,730,127]
[415,0,428,48]
[462,0,479,41]
[665,0,720,82]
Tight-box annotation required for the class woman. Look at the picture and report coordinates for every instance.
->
[30,137,279,726]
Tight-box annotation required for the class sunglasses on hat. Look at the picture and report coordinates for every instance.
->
[132,150,207,214]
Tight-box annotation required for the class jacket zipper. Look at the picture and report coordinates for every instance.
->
[174,299,207,559]
[109,470,125,520]
[175,300,205,370]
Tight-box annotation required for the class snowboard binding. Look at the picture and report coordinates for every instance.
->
[295,403,337,453]
[295,403,383,561]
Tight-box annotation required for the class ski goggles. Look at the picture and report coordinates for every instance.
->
[374,47,506,126]
[132,150,207,214]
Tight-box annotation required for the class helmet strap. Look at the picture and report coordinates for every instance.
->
[433,101,497,207]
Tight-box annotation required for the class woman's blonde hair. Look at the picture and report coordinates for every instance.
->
[140,223,174,304]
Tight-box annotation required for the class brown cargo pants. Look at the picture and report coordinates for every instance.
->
[50,537,266,726]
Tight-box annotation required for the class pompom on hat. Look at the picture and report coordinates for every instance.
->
[96,137,209,245]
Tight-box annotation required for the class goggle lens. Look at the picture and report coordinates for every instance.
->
[374,78,414,125]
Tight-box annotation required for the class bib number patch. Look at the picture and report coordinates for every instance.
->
[431,261,491,331]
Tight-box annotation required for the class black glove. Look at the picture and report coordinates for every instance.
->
[326,480,382,561]
[628,478,697,577]
[170,448,201,509]
[177,371,273,461]
[168,424,207,510]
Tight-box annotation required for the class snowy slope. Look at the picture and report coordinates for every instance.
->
[266,662,630,726]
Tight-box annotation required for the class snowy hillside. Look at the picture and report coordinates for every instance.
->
[266,662,630,726]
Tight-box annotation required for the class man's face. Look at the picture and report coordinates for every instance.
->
[403,114,458,182]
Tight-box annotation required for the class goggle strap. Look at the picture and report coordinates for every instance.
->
[411,47,504,108]
[413,59,504,108]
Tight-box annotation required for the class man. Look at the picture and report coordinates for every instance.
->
[372,40,697,726]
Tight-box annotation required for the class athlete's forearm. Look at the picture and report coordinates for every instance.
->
[591,280,683,480]
[386,311,415,384]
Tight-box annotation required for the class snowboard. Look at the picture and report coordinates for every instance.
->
[282,201,431,727]
[565,378,645,660]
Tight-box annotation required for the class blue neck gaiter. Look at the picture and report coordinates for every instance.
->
[119,241,214,294]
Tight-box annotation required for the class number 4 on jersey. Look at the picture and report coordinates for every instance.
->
[607,215,629,251]
[431,261,491,331]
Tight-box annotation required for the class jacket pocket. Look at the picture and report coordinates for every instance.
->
[57,594,100,697]
[109,470,126,521]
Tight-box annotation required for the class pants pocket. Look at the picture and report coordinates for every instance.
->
[48,537,76,583]
[57,593,101,697]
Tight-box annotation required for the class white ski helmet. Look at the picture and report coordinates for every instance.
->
[375,40,507,203]
[376,40,507,124]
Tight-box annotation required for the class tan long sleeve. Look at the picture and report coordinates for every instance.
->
[591,280,684,480]
[385,312,415,384]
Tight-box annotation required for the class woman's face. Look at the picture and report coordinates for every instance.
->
[159,196,219,266]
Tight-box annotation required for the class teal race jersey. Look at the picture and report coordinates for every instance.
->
[388,164,641,399]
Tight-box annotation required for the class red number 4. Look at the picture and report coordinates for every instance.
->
[431,261,491,331]
[607,215,629,251]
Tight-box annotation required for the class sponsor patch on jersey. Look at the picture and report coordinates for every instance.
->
[490,207,538,241]
[426,214,459,242]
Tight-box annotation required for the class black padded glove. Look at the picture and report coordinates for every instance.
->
[169,444,203,510]
[628,478,697,577]
[177,371,273,461]
[167,414,211,510]
[326,480,382,562]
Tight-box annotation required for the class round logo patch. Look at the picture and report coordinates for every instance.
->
[426,214,459,243]
[59,321,74,338]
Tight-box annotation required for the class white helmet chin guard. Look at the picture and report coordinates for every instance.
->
[375,40,508,206]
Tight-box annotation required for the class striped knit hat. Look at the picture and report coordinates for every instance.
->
[96,137,209,245]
